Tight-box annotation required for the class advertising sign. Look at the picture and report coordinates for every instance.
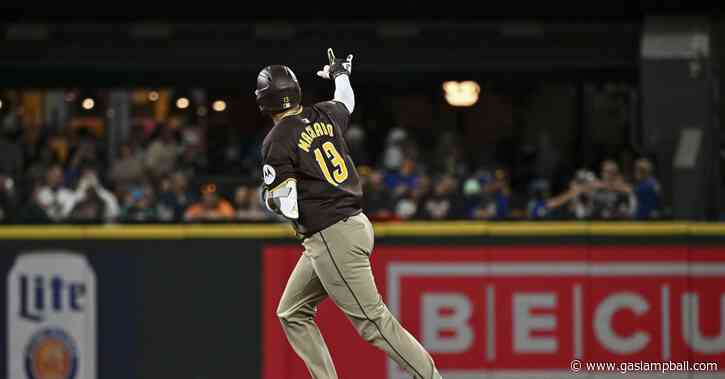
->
[263,245,725,379]
[7,252,96,379]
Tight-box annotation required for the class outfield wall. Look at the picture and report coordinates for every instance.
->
[1,222,723,379]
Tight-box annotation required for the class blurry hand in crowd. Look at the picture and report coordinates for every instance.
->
[610,176,632,193]
[598,160,630,192]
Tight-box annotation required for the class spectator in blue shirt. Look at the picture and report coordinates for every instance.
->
[384,158,420,198]
[468,168,511,220]
[633,158,661,219]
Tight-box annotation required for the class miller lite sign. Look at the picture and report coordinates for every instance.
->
[7,252,97,379]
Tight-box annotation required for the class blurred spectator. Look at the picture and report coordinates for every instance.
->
[462,171,485,213]
[632,158,661,220]
[0,175,18,223]
[145,125,180,179]
[470,168,511,219]
[590,160,635,219]
[110,143,146,189]
[345,124,370,166]
[233,185,271,221]
[184,184,234,221]
[177,146,207,178]
[394,194,418,220]
[433,131,466,176]
[382,127,408,170]
[363,170,394,220]
[0,86,688,223]
[527,179,551,219]
[66,166,120,222]
[67,187,106,223]
[420,175,464,220]
[392,174,431,220]
[157,172,195,222]
[385,158,420,198]
[19,186,52,223]
[569,169,598,219]
[488,169,511,219]
[528,174,592,220]
[119,184,158,222]
[65,129,104,186]
[36,164,75,222]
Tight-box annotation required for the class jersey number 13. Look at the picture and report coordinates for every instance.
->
[314,141,348,186]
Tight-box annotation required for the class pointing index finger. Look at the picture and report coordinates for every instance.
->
[327,48,336,65]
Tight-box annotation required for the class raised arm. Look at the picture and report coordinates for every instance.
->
[333,75,355,113]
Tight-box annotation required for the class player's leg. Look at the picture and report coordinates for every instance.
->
[276,251,337,379]
[309,213,442,379]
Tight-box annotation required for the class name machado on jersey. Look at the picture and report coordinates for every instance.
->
[261,100,362,236]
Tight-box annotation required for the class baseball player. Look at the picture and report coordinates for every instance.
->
[257,49,442,379]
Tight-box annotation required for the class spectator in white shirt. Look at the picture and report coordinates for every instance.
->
[36,164,75,222]
[66,166,120,222]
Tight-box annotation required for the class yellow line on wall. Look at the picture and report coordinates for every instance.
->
[0,222,723,239]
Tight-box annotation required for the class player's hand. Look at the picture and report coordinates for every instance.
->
[316,48,353,80]
[261,187,280,214]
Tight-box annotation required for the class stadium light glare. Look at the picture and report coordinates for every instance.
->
[81,98,95,110]
[148,91,160,102]
[212,100,226,112]
[443,80,480,107]
[0,100,3,109]
[176,97,190,109]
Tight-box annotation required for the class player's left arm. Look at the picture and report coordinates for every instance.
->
[261,179,299,220]
[261,132,299,220]
[317,48,355,113]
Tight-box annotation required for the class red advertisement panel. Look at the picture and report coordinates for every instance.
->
[263,245,725,379]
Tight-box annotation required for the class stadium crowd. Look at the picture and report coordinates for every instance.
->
[0,116,663,224]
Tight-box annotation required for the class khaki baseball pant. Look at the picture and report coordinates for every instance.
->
[276,212,442,379]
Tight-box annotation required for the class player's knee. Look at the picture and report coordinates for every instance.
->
[357,320,380,343]
[276,302,293,322]
[362,299,388,321]
[277,303,314,323]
